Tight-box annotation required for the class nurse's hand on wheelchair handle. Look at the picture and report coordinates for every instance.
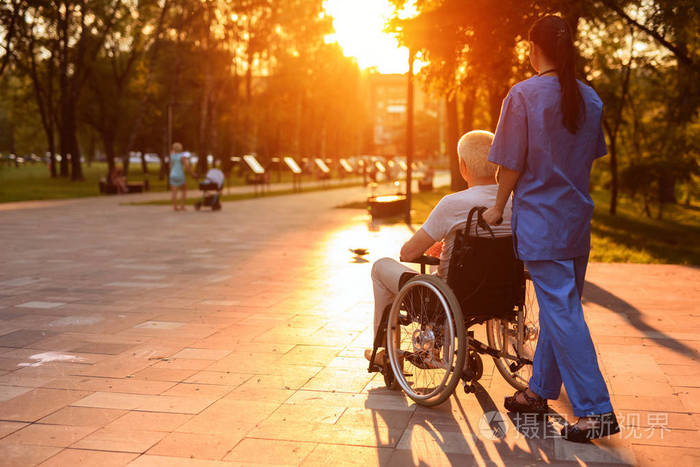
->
[482,206,504,226]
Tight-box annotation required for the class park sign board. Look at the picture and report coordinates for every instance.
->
[339,158,353,173]
[243,155,265,174]
[314,158,330,174]
[283,156,302,174]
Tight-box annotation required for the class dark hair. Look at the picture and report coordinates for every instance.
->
[529,15,584,133]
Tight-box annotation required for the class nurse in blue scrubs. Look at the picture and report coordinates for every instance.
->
[483,15,619,443]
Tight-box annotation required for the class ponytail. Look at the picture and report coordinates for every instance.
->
[529,15,584,133]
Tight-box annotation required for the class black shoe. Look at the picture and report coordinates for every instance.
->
[561,412,620,443]
[504,389,549,416]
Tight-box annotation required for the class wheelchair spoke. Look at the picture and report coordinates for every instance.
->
[486,277,540,391]
[386,275,465,406]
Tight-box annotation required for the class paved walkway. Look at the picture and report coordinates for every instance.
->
[0,185,698,466]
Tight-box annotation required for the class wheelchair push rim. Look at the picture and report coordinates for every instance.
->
[486,275,539,391]
[386,275,466,406]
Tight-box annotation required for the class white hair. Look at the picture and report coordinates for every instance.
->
[457,130,496,178]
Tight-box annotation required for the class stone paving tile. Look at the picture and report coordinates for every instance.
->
[674,386,700,412]
[106,411,193,432]
[172,348,233,360]
[0,421,28,438]
[632,445,700,467]
[278,345,340,367]
[72,392,215,414]
[38,406,127,427]
[71,341,137,355]
[303,366,375,393]
[175,400,279,435]
[128,454,239,466]
[1,185,698,465]
[162,383,234,399]
[249,419,405,448]
[42,375,175,394]
[285,389,415,411]
[72,427,167,452]
[0,388,89,422]
[225,438,316,464]
[2,423,97,447]
[153,358,216,371]
[133,367,199,382]
[222,385,295,404]
[15,301,65,309]
[148,431,244,460]
[39,449,139,467]
[0,330,58,348]
[385,449,476,467]
[0,385,32,401]
[184,371,251,387]
[0,441,61,467]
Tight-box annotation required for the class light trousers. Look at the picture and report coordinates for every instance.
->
[525,255,613,417]
[370,257,415,339]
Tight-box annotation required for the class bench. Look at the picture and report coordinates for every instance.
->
[99,178,150,194]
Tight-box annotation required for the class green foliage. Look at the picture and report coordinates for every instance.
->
[1,0,368,181]
[337,185,700,265]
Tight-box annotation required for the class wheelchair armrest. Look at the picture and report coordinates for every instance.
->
[403,255,439,274]
[404,255,440,266]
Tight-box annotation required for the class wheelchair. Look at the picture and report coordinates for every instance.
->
[368,207,540,407]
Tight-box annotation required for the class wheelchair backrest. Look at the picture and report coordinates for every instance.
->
[446,207,524,320]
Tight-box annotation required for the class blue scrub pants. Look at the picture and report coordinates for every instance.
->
[525,255,613,417]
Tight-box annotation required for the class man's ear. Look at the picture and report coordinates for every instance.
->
[459,158,469,179]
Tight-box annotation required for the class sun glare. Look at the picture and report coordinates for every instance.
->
[323,0,416,74]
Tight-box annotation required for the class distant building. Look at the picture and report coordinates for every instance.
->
[366,73,440,158]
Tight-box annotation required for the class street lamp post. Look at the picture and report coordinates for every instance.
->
[406,47,415,225]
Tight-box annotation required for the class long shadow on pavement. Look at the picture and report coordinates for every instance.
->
[584,280,698,359]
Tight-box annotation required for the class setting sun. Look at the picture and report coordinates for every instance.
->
[323,0,416,74]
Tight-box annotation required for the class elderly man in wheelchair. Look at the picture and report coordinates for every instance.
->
[366,130,539,407]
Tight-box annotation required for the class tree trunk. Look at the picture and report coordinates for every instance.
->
[59,100,83,180]
[460,85,476,134]
[608,137,618,215]
[48,136,57,178]
[198,55,212,174]
[122,150,130,176]
[406,48,415,224]
[658,171,676,204]
[488,85,505,132]
[103,132,116,175]
[446,94,464,191]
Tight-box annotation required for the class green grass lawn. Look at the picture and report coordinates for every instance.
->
[338,187,700,265]
[0,162,340,203]
[128,180,364,206]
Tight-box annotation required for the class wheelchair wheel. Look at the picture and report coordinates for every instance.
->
[386,275,466,406]
[486,272,539,391]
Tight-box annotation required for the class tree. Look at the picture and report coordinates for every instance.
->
[82,0,168,176]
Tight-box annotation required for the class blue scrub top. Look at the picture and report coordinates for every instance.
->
[488,75,607,261]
